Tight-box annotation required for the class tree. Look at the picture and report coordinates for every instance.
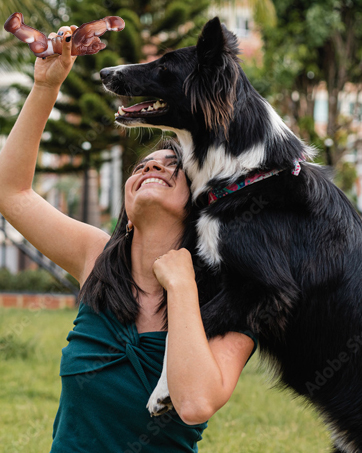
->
[48,0,213,209]
[1,0,212,226]
[0,1,59,70]
[259,0,362,165]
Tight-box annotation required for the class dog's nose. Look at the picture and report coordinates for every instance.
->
[100,68,112,81]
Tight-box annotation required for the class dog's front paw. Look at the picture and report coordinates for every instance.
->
[146,387,173,416]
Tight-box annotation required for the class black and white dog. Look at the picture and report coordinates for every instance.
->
[100,17,362,452]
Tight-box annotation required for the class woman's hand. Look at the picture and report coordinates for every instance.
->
[34,26,78,90]
[153,248,196,291]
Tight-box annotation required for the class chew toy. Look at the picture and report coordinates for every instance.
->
[4,12,125,57]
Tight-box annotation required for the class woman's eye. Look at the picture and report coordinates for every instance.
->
[133,164,144,173]
[132,159,179,174]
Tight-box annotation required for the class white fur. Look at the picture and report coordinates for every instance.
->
[263,100,317,161]
[114,62,148,72]
[117,62,148,69]
[196,213,222,267]
[114,118,146,128]
[263,100,289,138]
[189,143,266,200]
[146,335,172,416]
[163,128,266,201]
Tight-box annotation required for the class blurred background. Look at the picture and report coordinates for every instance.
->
[1,1,361,451]
[1,0,362,293]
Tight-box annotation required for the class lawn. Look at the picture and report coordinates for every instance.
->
[0,307,332,452]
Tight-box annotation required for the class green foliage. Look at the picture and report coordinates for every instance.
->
[258,0,362,162]
[0,268,77,293]
[334,161,358,193]
[79,93,114,122]
[0,333,36,360]
[297,116,324,149]
[305,4,343,47]
[243,63,272,99]
[0,268,15,290]
[95,50,121,72]
[253,0,277,28]
[0,1,56,44]
[115,8,142,31]
[151,2,188,34]
[113,17,143,63]
[11,269,60,292]
[61,71,91,99]
[0,0,212,229]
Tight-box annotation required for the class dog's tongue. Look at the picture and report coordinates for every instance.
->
[122,101,156,112]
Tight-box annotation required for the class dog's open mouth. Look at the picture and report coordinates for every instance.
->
[114,99,169,120]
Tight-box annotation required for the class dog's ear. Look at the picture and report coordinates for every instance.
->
[196,17,225,67]
[184,17,240,137]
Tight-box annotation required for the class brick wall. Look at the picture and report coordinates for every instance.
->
[0,293,76,309]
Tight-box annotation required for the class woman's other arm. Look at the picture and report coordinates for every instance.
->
[152,248,255,425]
[0,29,109,284]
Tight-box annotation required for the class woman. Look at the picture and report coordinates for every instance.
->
[0,27,257,452]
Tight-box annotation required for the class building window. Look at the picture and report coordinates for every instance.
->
[236,15,250,38]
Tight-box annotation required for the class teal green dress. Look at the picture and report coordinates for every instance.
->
[50,302,257,452]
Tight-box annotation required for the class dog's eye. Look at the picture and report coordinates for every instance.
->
[158,65,168,72]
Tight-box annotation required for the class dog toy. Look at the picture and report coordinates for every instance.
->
[4,12,125,57]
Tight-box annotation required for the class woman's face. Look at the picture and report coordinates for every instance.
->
[125,149,190,225]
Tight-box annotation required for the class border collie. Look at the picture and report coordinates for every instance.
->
[100,17,362,452]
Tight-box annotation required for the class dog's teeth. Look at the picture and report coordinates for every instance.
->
[117,106,125,116]
[153,100,162,110]
[141,108,147,112]
[147,106,154,111]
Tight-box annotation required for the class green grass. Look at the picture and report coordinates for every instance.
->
[0,308,332,452]
[200,359,332,453]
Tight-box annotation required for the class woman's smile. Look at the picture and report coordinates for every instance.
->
[137,175,171,190]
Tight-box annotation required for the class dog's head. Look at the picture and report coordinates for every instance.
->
[100,17,241,135]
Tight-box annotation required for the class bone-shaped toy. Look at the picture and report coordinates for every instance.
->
[4,12,125,57]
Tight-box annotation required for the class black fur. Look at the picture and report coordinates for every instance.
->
[101,17,362,452]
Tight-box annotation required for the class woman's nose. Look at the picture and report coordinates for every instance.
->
[143,161,165,173]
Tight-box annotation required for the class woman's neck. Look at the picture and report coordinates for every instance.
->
[130,220,184,296]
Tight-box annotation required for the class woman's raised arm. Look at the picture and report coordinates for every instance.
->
[0,28,109,284]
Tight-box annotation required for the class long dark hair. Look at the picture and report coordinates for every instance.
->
[78,137,202,327]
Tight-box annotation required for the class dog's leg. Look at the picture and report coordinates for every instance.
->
[146,334,173,416]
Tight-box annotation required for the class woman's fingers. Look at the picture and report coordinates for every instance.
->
[45,27,76,62]
[57,26,72,36]
[62,32,73,59]
[48,25,74,40]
